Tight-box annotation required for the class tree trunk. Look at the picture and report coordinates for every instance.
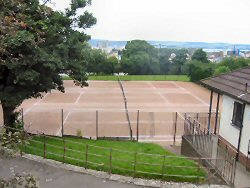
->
[2,103,16,132]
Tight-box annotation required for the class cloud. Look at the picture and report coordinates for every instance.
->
[46,0,250,44]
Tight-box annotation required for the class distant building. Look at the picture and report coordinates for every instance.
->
[97,40,109,49]
[169,53,176,61]
[207,51,224,62]
[107,49,122,61]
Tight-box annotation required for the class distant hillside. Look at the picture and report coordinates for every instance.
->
[89,39,250,51]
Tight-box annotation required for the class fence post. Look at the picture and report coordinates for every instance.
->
[197,158,201,183]
[173,112,178,145]
[133,152,137,178]
[61,109,64,137]
[96,110,98,140]
[192,120,196,135]
[21,108,24,125]
[109,148,112,174]
[136,110,140,142]
[85,144,89,168]
[161,155,166,178]
[63,138,66,163]
[43,134,46,159]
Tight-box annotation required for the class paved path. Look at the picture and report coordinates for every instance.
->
[0,155,142,188]
[234,162,250,188]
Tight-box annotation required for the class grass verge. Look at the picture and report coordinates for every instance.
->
[24,136,205,182]
[62,75,190,81]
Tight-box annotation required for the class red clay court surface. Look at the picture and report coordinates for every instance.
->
[0,81,218,144]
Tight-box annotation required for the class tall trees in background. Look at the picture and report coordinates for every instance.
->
[214,57,250,75]
[0,0,96,128]
[184,49,213,82]
[86,48,119,74]
[120,40,189,75]
[191,48,209,63]
[171,49,188,74]
[121,40,160,75]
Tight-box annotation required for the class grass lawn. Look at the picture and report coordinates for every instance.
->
[62,75,190,81]
[23,136,205,182]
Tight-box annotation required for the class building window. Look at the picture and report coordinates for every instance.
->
[232,102,244,128]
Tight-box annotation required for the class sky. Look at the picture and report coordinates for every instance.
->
[47,0,250,44]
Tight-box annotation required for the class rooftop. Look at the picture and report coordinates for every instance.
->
[200,66,250,104]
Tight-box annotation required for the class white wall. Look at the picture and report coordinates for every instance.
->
[219,95,240,148]
[240,104,250,156]
[220,95,250,156]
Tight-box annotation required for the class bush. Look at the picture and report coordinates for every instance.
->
[184,60,215,82]
[76,129,83,137]
[214,66,230,76]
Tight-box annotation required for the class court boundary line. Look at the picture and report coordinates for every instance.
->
[74,91,84,104]
[172,82,209,106]
[56,111,71,136]
[147,81,170,103]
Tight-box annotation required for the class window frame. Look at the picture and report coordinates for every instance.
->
[231,101,244,129]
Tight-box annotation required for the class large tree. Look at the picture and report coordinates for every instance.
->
[121,40,160,75]
[0,0,96,128]
[191,48,209,63]
[171,49,188,74]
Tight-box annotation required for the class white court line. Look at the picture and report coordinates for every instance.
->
[23,93,49,116]
[147,81,170,103]
[172,82,209,106]
[171,81,186,90]
[34,93,49,106]
[56,111,71,136]
[75,91,84,104]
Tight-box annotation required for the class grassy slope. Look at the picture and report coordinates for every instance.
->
[24,136,205,182]
[62,75,190,81]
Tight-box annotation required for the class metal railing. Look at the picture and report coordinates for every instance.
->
[179,113,237,186]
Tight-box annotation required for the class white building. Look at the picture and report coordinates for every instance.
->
[201,66,250,166]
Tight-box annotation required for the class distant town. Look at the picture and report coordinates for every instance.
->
[89,39,250,63]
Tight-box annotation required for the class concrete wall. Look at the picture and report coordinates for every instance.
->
[219,95,240,148]
[240,104,250,156]
[219,95,250,156]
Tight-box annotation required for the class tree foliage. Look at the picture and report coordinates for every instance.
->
[216,57,250,71]
[171,49,188,74]
[184,60,214,82]
[0,0,96,127]
[86,49,119,74]
[191,48,209,63]
[121,40,160,75]
[214,66,230,76]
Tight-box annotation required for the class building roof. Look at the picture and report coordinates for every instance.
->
[200,66,250,104]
